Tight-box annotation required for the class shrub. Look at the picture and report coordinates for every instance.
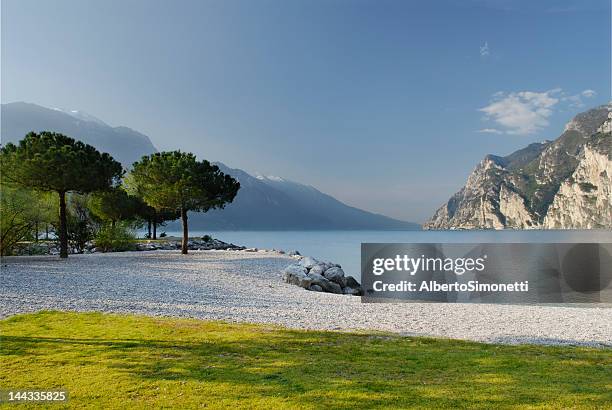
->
[66,194,96,253]
[94,223,136,252]
[202,234,212,242]
[578,182,597,193]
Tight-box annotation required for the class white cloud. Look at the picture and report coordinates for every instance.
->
[564,94,584,108]
[479,89,561,135]
[479,88,600,135]
[478,128,503,134]
[480,41,490,57]
[581,89,596,98]
[561,89,597,108]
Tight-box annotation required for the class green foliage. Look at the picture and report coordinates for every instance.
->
[124,172,181,239]
[0,132,123,194]
[578,182,597,193]
[153,208,180,225]
[127,151,240,213]
[588,131,612,154]
[94,223,136,252]
[88,187,139,224]
[134,201,180,233]
[66,194,97,253]
[127,151,239,253]
[1,312,611,409]
[0,186,37,255]
[0,185,56,255]
[0,132,124,258]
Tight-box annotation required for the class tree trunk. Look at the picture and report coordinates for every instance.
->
[35,221,39,242]
[45,224,49,240]
[181,207,188,254]
[147,219,151,239]
[58,191,68,258]
[152,209,157,240]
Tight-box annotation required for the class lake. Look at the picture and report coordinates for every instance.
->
[160,230,612,279]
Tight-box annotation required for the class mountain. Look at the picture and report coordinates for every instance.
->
[171,163,420,230]
[1,102,418,230]
[1,102,157,166]
[424,105,611,230]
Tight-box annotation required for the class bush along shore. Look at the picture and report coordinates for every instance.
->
[282,256,363,296]
[10,236,246,256]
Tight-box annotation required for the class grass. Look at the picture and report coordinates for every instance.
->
[1,312,611,409]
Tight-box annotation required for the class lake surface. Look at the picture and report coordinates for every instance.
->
[161,230,612,279]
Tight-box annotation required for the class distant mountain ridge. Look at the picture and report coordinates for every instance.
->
[1,102,418,230]
[1,102,157,166]
[425,105,611,229]
[174,162,419,230]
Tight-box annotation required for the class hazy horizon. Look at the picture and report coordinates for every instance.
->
[2,0,610,223]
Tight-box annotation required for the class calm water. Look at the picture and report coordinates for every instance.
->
[161,230,612,279]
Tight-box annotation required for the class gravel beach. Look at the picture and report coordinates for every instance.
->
[1,250,610,347]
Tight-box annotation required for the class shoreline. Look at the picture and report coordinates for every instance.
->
[1,250,611,348]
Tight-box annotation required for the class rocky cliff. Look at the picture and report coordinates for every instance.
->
[424,105,611,230]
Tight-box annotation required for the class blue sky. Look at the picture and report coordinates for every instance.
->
[1,0,610,222]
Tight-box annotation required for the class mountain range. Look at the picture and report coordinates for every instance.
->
[1,102,418,230]
[1,102,158,166]
[425,105,611,229]
[181,163,419,230]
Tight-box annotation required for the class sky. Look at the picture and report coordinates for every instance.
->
[1,0,610,223]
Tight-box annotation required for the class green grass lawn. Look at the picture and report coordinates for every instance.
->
[1,312,610,409]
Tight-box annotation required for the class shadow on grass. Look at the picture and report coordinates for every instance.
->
[1,312,611,408]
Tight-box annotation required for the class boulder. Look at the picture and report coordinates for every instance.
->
[322,266,345,285]
[280,258,362,296]
[309,264,325,276]
[345,276,363,295]
[282,264,312,289]
[283,264,306,276]
[309,273,343,294]
[299,256,319,269]
[345,276,360,289]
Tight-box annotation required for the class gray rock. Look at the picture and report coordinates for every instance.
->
[344,276,363,295]
[343,287,361,295]
[282,264,311,289]
[288,250,301,256]
[309,264,325,276]
[326,281,343,294]
[323,266,345,285]
[299,256,319,269]
[345,276,361,289]
[309,273,342,294]
[281,260,360,296]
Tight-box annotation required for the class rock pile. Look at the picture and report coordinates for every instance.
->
[11,237,244,256]
[12,242,64,256]
[135,237,244,252]
[282,256,362,296]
